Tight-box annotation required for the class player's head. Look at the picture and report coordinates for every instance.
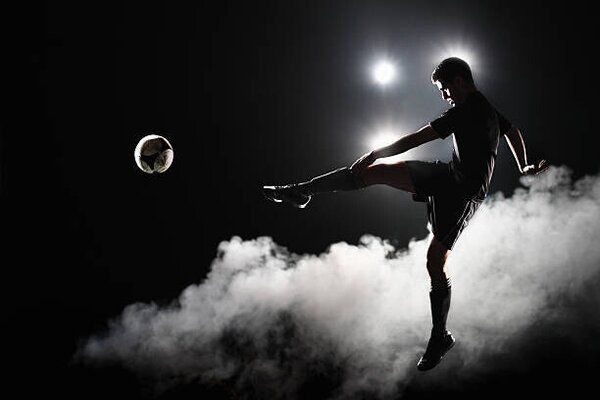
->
[431,57,474,85]
[431,57,476,106]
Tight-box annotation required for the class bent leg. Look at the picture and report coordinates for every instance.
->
[426,236,450,281]
[426,236,452,335]
[416,236,455,371]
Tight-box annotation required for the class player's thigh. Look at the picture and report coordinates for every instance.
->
[361,161,415,192]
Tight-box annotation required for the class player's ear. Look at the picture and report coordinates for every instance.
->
[453,76,464,87]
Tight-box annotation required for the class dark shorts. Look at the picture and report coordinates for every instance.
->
[406,160,483,250]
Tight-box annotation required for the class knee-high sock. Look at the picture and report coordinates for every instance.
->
[429,278,451,336]
[297,167,365,195]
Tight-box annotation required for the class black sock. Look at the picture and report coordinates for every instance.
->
[296,167,365,195]
[429,277,451,336]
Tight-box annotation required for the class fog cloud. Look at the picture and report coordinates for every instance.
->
[76,166,600,399]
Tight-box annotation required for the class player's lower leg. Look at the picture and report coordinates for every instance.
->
[262,167,365,208]
[297,167,366,194]
[417,277,455,371]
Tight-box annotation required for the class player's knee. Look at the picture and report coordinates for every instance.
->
[426,239,449,276]
[426,254,443,273]
[358,163,387,186]
[349,166,368,188]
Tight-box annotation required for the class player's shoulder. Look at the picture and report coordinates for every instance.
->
[469,90,491,107]
[467,91,499,115]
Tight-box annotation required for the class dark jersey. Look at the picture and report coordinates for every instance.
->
[430,91,512,200]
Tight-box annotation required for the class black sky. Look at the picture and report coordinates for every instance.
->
[2,1,599,399]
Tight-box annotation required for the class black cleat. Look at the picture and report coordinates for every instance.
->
[261,184,312,209]
[416,330,455,371]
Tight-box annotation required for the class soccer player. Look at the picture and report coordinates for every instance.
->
[262,57,548,371]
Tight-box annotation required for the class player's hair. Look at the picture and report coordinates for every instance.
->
[431,57,474,85]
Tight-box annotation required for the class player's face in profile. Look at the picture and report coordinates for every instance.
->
[434,79,462,106]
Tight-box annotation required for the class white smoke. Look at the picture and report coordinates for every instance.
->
[76,165,600,399]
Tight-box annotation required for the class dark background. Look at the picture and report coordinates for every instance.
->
[2,1,598,398]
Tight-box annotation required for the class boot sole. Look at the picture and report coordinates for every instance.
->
[261,187,310,208]
[416,336,456,371]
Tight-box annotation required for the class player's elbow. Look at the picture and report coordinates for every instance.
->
[417,125,440,144]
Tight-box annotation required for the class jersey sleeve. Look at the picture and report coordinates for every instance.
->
[497,111,513,135]
[430,108,457,139]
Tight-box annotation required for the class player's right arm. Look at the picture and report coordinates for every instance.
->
[504,126,549,175]
[350,125,439,173]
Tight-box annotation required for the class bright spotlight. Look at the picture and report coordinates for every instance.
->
[371,60,397,86]
[368,130,398,150]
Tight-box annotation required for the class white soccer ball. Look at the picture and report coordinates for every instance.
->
[134,134,174,174]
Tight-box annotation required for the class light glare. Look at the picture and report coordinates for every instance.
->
[435,42,479,72]
[372,61,397,85]
[369,130,398,150]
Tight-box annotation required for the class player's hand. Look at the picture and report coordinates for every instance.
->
[522,159,549,176]
[350,151,376,175]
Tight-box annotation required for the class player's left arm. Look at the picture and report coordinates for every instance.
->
[504,126,549,175]
[350,125,439,173]
[372,124,439,159]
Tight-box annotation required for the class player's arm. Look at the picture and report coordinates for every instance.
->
[504,126,548,175]
[372,125,439,159]
[351,125,439,172]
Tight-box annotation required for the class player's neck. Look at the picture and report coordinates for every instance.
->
[456,87,477,105]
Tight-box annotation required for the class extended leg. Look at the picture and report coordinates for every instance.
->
[358,160,416,192]
[262,160,415,208]
[298,167,366,194]
[417,237,455,371]
[262,166,362,208]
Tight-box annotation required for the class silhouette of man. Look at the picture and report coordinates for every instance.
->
[263,57,548,370]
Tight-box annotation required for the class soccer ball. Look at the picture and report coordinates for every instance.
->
[134,134,174,174]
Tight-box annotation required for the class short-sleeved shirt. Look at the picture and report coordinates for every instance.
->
[430,91,512,200]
